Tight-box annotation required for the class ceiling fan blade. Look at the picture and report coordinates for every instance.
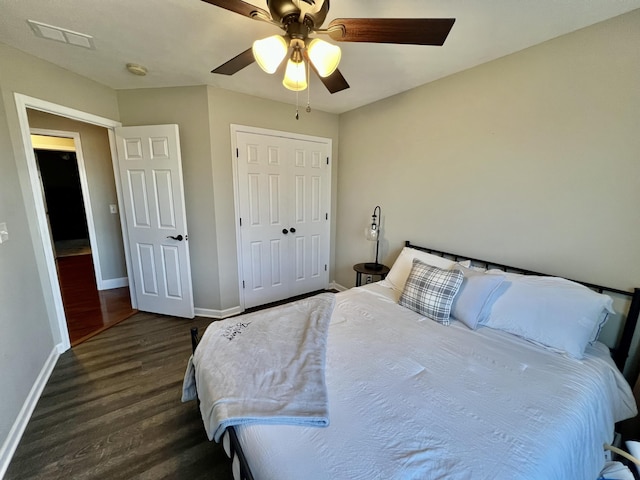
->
[305,50,350,94]
[317,68,350,94]
[201,0,270,20]
[327,18,456,46]
[211,48,255,75]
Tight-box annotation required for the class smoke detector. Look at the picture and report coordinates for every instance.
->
[126,63,148,76]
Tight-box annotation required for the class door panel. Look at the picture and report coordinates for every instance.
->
[289,139,329,296]
[115,124,194,318]
[237,133,289,308]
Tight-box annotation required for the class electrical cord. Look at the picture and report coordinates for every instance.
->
[604,443,640,466]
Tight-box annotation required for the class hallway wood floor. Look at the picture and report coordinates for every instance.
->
[5,312,233,480]
[57,254,137,346]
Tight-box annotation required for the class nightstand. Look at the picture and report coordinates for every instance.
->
[353,263,390,287]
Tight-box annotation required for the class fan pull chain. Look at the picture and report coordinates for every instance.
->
[295,88,299,120]
[306,58,311,113]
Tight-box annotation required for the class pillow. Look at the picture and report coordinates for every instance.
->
[399,259,464,325]
[483,272,614,359]
[451,266,507,330]
[589,310,610,344]
[386,247,459,293]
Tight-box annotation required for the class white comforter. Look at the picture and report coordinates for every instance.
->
[234,284,637,480]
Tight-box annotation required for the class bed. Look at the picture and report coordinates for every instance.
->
[183,242,640,480]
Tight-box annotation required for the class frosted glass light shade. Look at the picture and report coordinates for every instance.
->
[365,224,379,241]
[307,38,341,77]
[283,59,307,91]
[252,35,288,74]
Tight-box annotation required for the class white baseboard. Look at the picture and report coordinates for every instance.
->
[0,347,59,478]
[194,305,243,319]
[330,282,348,292]
[98,277,128,290]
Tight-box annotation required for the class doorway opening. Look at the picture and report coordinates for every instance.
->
[32,133,135,346]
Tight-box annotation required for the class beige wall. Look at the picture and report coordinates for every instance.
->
[206,87,340,309]
[337,10,640,294]
[27,110,127,282]
[117,86,340,311]
[0,43,120,455]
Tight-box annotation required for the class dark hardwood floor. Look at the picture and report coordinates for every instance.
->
[5,312,234,480]
[56,254,137,346]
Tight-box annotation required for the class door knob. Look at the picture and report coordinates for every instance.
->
[282,229,289,235]
[167,234,183,241]
[290,227,296,233]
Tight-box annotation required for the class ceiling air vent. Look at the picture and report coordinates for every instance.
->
[27,20,94,49]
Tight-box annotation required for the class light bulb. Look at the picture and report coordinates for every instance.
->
[307,38,341,77]
[283,59,307,91]
[252,35,288,74]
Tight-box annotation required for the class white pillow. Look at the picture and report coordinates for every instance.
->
[483,272,614,359]
[451,266,506,330]
[386,247,459,292]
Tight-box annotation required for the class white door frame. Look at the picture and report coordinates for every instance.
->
[29,128,106,290]
[14,93,136,353]
[230,124,332,311]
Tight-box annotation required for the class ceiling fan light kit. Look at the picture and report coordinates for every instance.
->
[307,38,340,77]
[253,35,288,73]
[283,57,307,91]
[252,26,341,91]
[254,34,341,89]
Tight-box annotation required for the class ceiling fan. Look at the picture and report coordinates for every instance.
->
[202,0,455,94]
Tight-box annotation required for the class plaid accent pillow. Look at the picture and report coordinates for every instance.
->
[399,259,464,325]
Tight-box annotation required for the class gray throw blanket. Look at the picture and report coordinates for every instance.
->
[182,292,335,442]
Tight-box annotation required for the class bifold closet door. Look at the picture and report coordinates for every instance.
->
[235,130,330,309]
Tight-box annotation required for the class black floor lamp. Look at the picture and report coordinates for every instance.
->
[364,205,383,271]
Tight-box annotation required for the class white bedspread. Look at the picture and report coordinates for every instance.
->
[182,292,335,442]
[234,284,637,480]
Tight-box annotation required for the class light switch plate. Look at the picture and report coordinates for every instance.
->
[109,204,118,214]
[0,222,8,244]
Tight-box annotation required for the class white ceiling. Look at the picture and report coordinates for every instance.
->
[1,0,639,114]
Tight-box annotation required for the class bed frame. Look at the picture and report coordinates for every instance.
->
[189,241,640,480]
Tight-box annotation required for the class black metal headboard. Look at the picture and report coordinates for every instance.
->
[405,241,640,379]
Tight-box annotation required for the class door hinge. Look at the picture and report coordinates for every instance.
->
[326,157,329,165]
[242,280,245,289]
[325,264,327,271]
[239,217,242,227]
[236,148,239,158]
[325,213,328,220]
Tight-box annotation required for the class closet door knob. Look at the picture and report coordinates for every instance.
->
[282,229,289,235]
[167,234,183,241]
[290,227,296,233]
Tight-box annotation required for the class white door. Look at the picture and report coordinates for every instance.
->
[235,128,331,309]
[115,124,194,318]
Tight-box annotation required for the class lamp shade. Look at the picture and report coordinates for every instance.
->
[283,59,307,91]
[307,38,341,77]
[366,224,379,241]
[252,35,288,74]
